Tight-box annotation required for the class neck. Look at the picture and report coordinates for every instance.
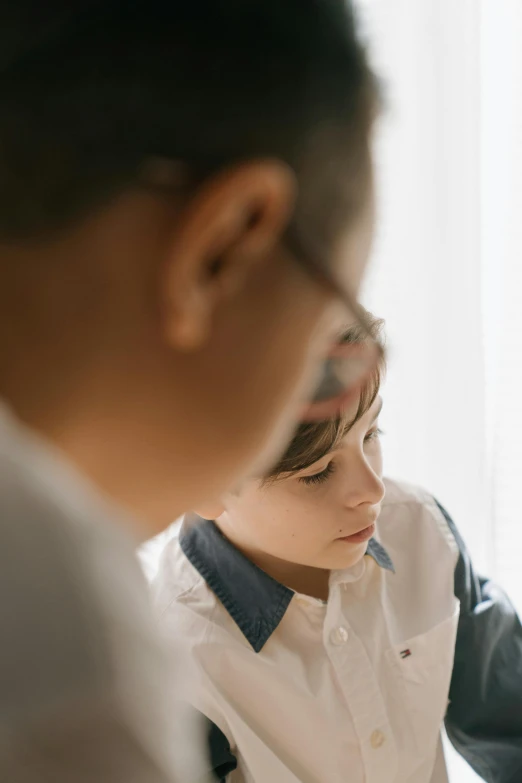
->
[1,369,196,538]
[0,201,179,535]
[265,558,330,601]
[215,522,331,601]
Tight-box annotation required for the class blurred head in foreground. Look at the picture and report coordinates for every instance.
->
[0,1,380,532]
[197,314,386,595]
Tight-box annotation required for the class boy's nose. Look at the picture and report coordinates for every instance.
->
[344,462,385,509]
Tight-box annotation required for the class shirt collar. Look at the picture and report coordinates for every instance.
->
[180,513,394,653]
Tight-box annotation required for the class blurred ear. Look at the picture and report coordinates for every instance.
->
[161,160,296,350]
[194,500,226,521]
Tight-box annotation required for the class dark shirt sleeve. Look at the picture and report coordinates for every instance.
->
[436,502,522,783]
[205,717,238,782]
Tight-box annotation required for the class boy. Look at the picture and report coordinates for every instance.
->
[0,2,381,780]
[154,316,522,783]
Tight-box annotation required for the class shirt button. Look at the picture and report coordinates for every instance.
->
[330,626,349,645]
[370,730,386,749]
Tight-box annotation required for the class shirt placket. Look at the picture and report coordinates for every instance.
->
[324,584,398,783]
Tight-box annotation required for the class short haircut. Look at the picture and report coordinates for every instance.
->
[0,1,377,239]
[266,313,385,481]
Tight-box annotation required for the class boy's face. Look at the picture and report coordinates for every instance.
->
[215,396,385,572]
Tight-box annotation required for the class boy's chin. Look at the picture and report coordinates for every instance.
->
[322,541,370,571]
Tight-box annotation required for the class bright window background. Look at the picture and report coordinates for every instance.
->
[359,0,522,780]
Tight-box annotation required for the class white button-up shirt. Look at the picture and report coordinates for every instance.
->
[154,480,467,783]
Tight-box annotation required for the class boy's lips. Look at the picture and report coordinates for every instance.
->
[336,523,376,544]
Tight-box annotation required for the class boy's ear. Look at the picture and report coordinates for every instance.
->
[160,159,296,351]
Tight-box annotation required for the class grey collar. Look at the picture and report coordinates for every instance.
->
[180,514,394,653]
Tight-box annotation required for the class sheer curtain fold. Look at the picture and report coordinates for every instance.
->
[361,0,488,568]
[481,0,522,618]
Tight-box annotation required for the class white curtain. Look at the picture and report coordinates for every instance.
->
[361,0,522,600]
[359,1,522,780]
[480,0,522,620]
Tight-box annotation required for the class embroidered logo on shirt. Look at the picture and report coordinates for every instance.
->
[400,648,412,659]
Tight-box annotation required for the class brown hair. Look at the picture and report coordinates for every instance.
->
[265,313,385,481]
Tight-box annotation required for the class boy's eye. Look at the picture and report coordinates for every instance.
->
[365,427,383,443]
[299,461,336,487]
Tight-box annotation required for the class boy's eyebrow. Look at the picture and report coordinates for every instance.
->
[339,396,383,442]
